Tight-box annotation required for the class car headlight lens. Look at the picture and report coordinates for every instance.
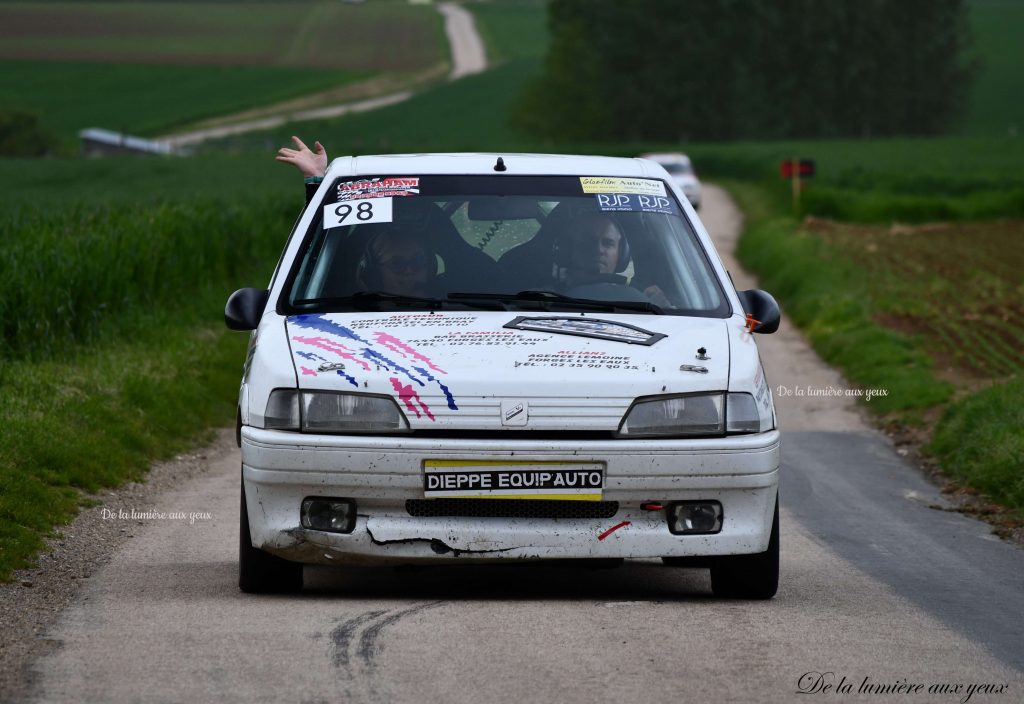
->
[725,392,767,433]
[264,389,300,430]
[618,393,724,437]
[263,389,410,433]
[618,392,768,438]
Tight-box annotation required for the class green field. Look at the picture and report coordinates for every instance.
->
[204,58,544,155]
[0,152,293,208]
[0,1,444,69]
[470,0,550,62]
[202,0,551,155]
[0,0,446,143]
[685,136,1024,222]
[0,61,367,141]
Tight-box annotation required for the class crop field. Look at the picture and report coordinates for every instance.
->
[807,218,1024,381]
[469,0,549,62]
[0,61,367,140]
[0,1,444,70]
[0,0,445,141]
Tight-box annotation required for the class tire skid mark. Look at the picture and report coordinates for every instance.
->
[330,610,386,670]
[327,602,444,701]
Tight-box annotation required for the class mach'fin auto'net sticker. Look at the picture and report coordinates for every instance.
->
[336,176,420,201]
[322,197,393,229]
[579,176,666,197]
[594,193,678,215]
[504,316,666,346]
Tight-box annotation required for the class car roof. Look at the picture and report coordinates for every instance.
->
[324,153,668,179]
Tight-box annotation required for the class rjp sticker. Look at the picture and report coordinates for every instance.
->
[322,197,393,229]
[595,193,678,215]
[580,176,666,196]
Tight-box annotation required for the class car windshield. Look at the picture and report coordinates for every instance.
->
[662,162,692,175]
[282,174,728,317]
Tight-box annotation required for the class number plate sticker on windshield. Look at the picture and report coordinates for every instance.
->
[423,460,604,501]
[323,197,393,229]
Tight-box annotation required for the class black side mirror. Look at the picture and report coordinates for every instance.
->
[225,288,270,331]
[737,289,780,334]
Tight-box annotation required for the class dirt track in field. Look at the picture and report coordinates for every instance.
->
[160,2,486,149]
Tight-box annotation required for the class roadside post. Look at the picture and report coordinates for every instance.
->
[780,158,816,213]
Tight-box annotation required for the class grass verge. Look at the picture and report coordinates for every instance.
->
[0,177,296,580]
[928,378,1024,514]
[0,323,248,579]
[721,178,1022,522]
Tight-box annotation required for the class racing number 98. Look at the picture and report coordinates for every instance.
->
[334,202,374,223]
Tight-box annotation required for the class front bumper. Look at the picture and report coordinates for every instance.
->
[241,427,780,565]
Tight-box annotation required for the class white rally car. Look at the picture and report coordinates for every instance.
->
[226,153,781,597]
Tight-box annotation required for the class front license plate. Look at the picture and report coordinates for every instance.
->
[423,460,604,501]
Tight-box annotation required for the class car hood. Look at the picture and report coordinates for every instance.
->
[284,311,731,430]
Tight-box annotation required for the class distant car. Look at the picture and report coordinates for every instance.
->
[226,152,780,597]
[640,152,702,209]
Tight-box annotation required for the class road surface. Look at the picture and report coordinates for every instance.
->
[24,187,1023,703]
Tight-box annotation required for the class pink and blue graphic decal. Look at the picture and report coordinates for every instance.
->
[288,314,458,420]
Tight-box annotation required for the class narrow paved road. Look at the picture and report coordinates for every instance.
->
[162,2,487,149]
[25,188,1023,703]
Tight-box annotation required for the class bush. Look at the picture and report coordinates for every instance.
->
[0,110,61,157]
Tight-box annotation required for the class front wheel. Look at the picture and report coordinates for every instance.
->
[239,478,303,593]
[709,497,779,599]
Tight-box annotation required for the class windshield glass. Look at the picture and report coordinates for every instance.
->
[663,162,693,175]
[282,175,728,317]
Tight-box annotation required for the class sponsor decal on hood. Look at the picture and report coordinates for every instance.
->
[288,313,456,422]
[504,316,666,345]
[285,311,732,426]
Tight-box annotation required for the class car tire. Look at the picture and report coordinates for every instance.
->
[709,496,779,600]
[239,477,303,593]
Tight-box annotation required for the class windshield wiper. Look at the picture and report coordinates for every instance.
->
[447,290,664,314]
[294,291,506,311]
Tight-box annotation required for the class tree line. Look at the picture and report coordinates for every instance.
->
[518,0,975,142]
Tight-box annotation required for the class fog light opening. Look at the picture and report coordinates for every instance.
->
[668,501,723,535]
[301,497,356,534]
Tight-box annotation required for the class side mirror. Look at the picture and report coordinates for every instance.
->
[225,288,270,331]
[737,289,780,334]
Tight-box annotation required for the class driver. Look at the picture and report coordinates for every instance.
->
[557,213,670,306]
[565,212,628,275]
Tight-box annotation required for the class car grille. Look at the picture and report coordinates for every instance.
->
[405,499,620,520]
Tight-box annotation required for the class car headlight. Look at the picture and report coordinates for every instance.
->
[725,392,768,434]
[617,392,767,438]
[263,389,410,433]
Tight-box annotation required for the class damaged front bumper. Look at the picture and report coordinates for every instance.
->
[241,426,780,565]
